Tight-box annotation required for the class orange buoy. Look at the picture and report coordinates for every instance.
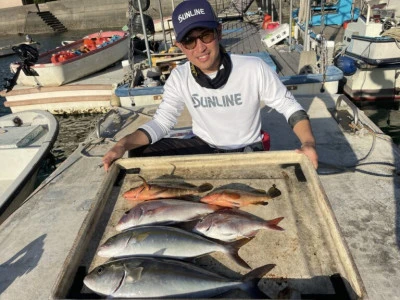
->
[262,13,272,30]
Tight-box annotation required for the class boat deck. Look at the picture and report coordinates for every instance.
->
[221,17,302,76]
[221,17,345,77]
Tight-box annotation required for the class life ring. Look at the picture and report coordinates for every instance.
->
[133,0,150,12]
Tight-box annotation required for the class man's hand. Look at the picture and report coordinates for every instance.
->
[101,130,151,172]
[295,143,318,169]
[102,143,126,172]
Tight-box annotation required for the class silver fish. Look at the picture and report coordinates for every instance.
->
[98,225,251,269]
[193,208,284,242]
[83,256,275,298]
[116,199,221,231]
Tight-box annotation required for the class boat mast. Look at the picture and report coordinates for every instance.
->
[156,0,169,52]
[289,0,293,51]
[136,0,152,67]
[303,0,310,51]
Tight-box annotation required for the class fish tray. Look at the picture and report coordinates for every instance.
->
[52,151,366,299]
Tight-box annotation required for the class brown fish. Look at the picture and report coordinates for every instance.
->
[123,176,213,201]
[200,185,281,208]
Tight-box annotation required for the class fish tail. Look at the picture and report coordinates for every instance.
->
[197,183,213,193]
[226,237,254,269]
[266,217,285,231]
[241,264,276,298]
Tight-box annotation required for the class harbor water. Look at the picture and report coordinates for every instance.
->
[1,30,400,182]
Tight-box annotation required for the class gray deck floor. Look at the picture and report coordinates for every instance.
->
[221,17,345,77]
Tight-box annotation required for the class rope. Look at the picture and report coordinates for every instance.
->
[317,119,399,177]
[381,28,400,49]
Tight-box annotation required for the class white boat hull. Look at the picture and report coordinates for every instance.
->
[345,35,400,65]
[10,31,128,87]
[343,65,400,101]
[338,0,400,102]
[0,110,58,224]
[1,84,114,115]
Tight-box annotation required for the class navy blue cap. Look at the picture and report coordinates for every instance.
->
[172,0,219,42]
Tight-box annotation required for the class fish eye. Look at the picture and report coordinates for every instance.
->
[97,267,104,275]
[124,210,129,215]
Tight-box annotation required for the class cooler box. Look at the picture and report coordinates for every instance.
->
[261,23,290,47]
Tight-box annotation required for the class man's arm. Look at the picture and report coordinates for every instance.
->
[102,129,150,171]
[292,119,318,169]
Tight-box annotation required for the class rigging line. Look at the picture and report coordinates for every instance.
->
[316,117,399,176]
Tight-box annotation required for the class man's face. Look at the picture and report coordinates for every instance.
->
[177,26,222,74]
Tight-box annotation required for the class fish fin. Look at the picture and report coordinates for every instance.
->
[266,217,285,231]
[138,175,150,191]
[267,184,281,198]
[243,264,275,281]
[136,232,151,242]
[124,265,144,282]
[154,248,167,255]
[226,237,254,269]
[197,183,213,193]
[241,264,276,298]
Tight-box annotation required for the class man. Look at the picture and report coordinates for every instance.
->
[102,0,318,171]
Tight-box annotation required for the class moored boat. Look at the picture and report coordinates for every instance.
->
[335,0,400,103]
[0,110,58,224]
[0,35,39,58]
[1,83,115,115]
[9,30,129,87]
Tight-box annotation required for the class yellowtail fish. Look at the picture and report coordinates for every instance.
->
[193,208,284,242]
[97,225,252,269]
[123,176,213,201]
[84,256,275,298]
[200,185,281,208]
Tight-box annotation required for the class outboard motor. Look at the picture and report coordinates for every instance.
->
[13,43,39,75]
[3,44,39,92]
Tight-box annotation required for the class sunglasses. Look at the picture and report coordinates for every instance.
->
[180,29,218,50]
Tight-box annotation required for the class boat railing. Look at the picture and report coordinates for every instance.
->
[335,94,359,127]
[96,108,123,139]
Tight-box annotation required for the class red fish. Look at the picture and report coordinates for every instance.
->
[200,185,281,208]
[193,208,284,242]
[123,176,213,201]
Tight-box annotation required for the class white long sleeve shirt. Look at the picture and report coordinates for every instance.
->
[139,54,304,150]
